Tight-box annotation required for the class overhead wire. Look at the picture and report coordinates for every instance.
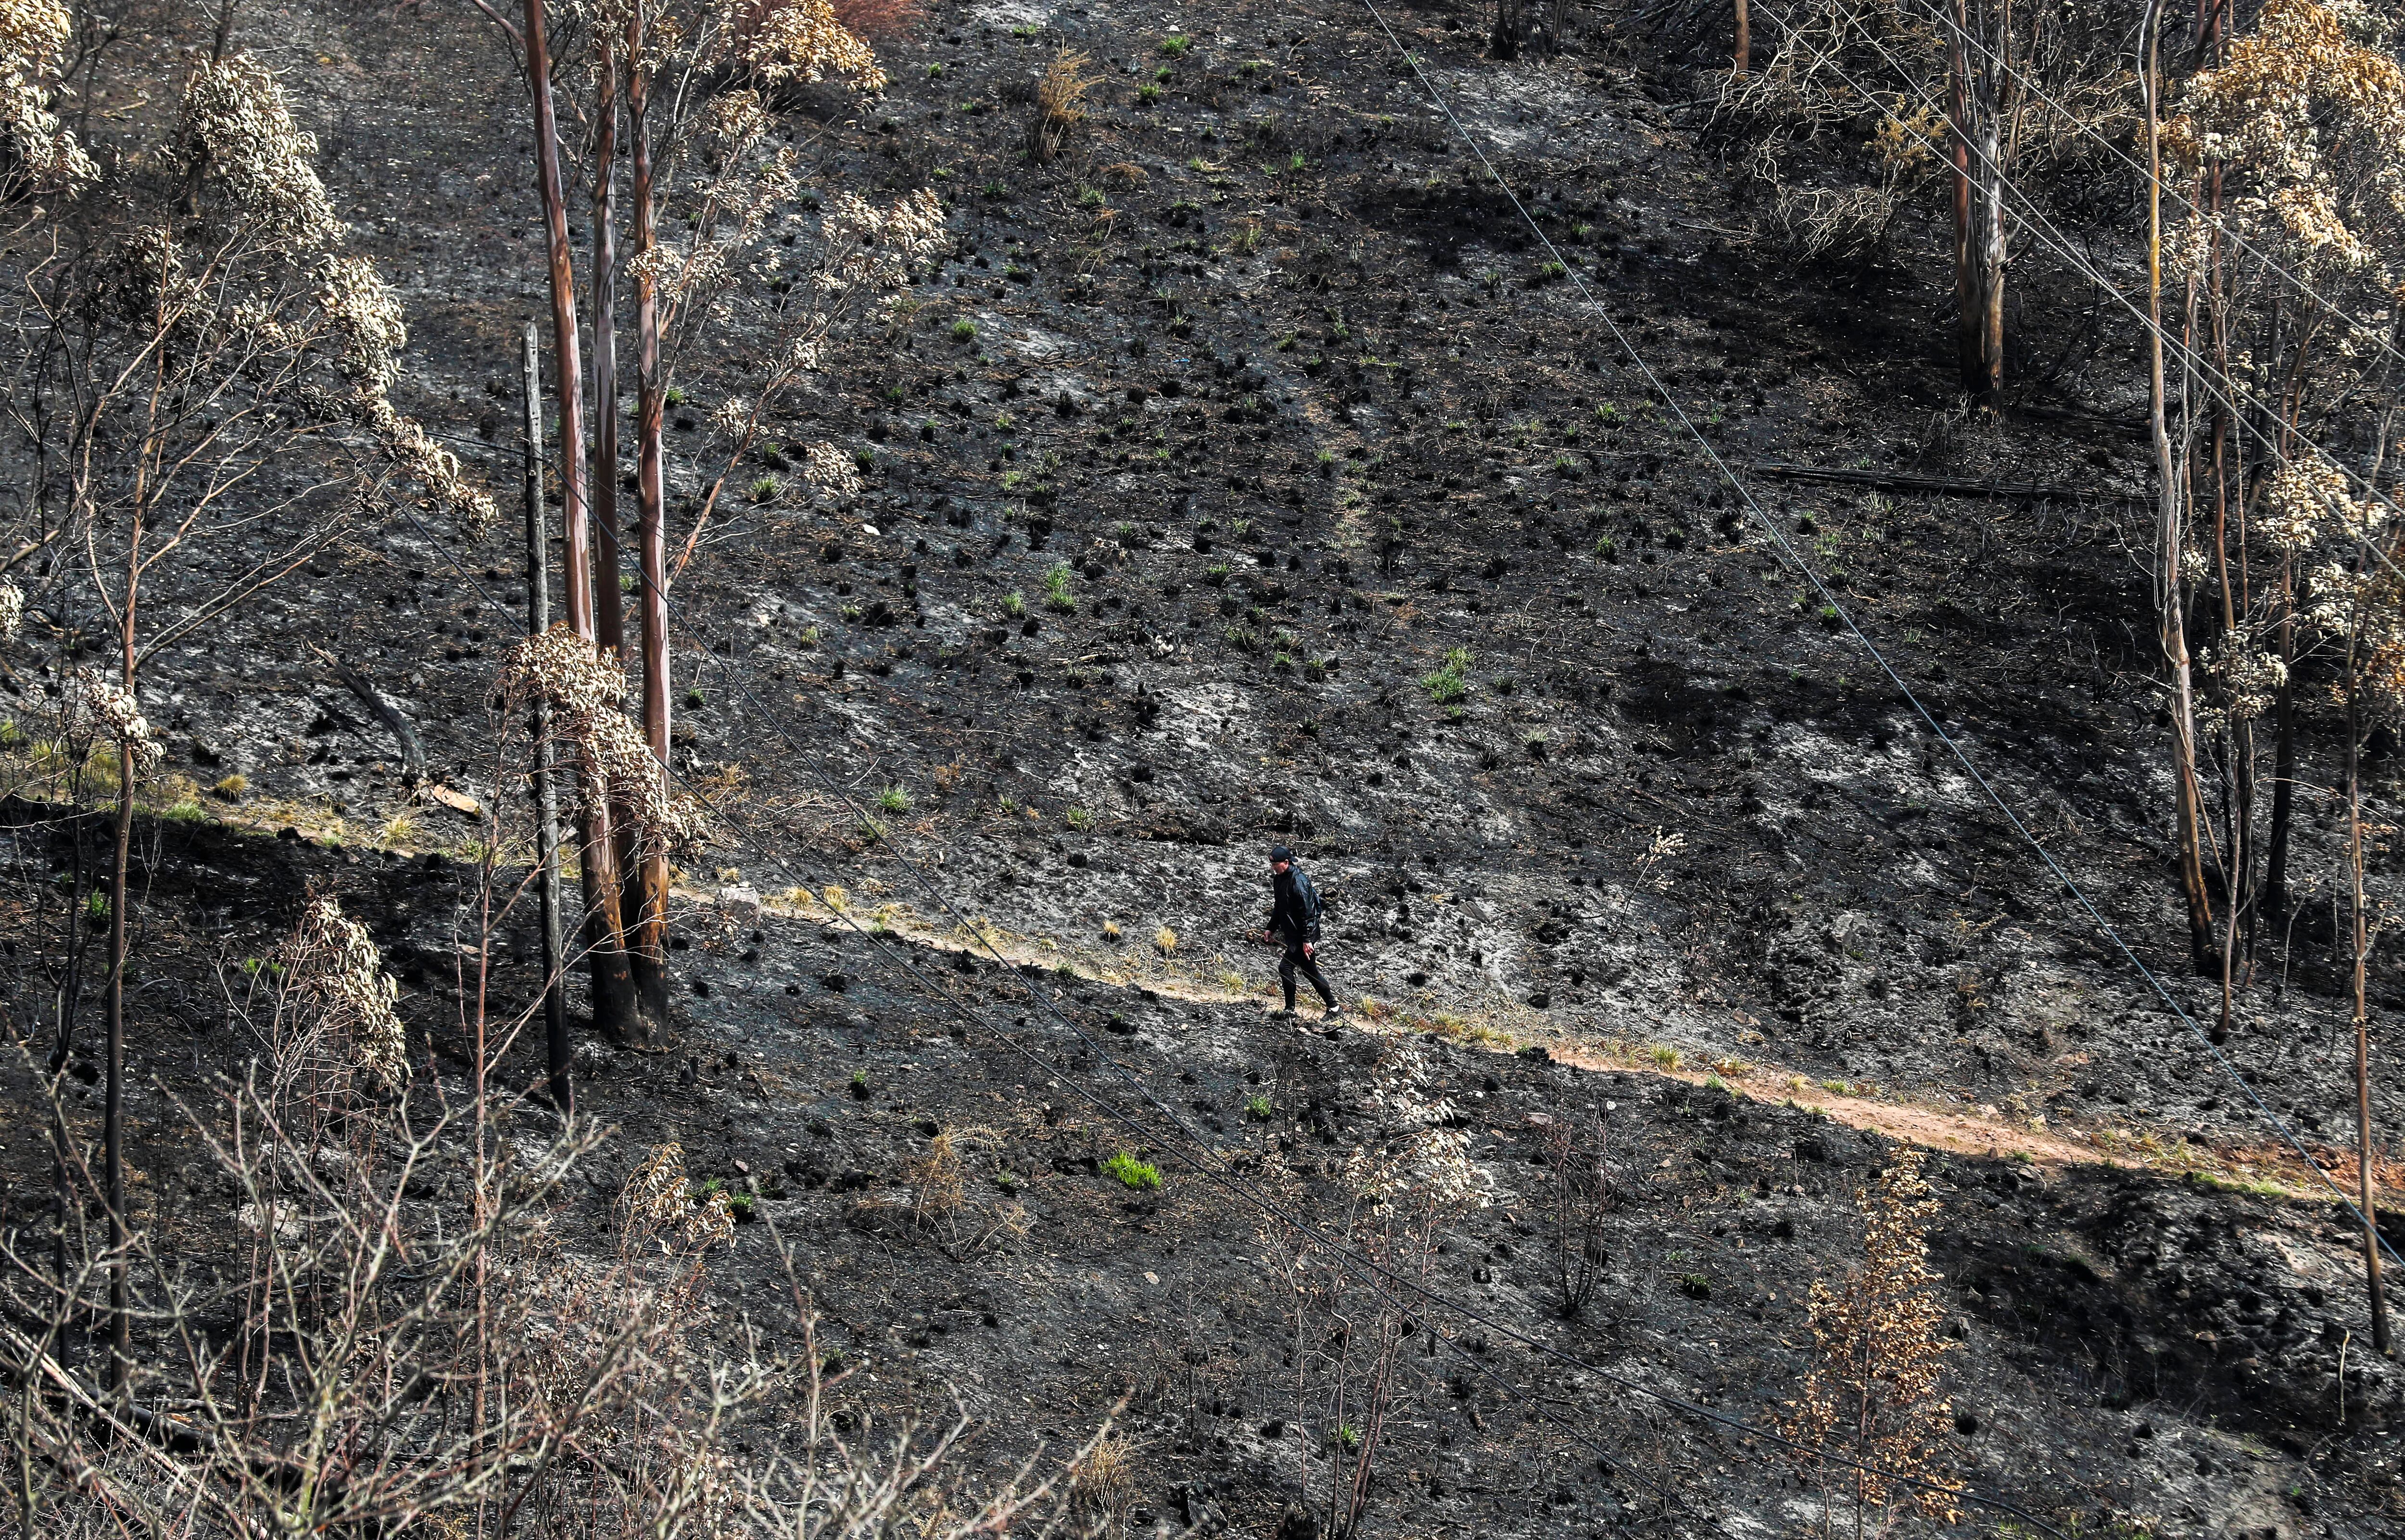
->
[1354,0,2405,1273]
[387,499,1732,1534]
[1907,0,2405,375]
[388,484,2076,1534]
[1747,0,2405,530]
[684,600,2073,1538]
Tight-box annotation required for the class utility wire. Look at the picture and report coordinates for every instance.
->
[1753,0,2405,531]
[397,479,2074,1531]
[388,500,1754,1534]
[1356,0,2405,1274]
[688,616,2069,1537]
[1905,0,2405,375]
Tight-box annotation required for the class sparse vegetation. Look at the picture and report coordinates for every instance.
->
[1042,561,1077,612]
[1102,1151,1162,1190]
[0,4,2370,1530]
[1419,645,1473,704]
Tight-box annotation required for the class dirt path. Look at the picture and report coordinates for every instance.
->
[737,882,2391,1213]
[104,783,2386,1216]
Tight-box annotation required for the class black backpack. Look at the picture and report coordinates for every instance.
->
[1291,865,1325,927]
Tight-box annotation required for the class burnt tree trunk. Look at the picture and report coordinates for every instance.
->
[2347,656,2391,1352]
[522,0,639,1040]
[624,12,674,1030]
[2142,1,2215,967]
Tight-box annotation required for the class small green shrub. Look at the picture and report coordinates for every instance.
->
[1419,645,1473,704]
[1001,591,1026,619]
[951,319,977,342]
[1042,561,1076,612]
[749,475,779,503]
[1103,1151,1162,1190]
[876,785,912,814]
[1244,1094,1274,1121]
[1157,33,1190,55]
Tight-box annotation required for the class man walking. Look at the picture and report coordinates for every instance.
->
[1261,844,1342,1019]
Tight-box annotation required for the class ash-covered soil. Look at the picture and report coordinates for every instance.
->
[6,815,2405,1537]
[11,0,2405,1532]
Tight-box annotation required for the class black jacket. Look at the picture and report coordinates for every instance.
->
[1266,864,1322,946]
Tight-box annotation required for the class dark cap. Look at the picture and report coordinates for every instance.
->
[1268,844,1293,863]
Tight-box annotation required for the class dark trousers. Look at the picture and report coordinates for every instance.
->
[1278,941,1335,1010]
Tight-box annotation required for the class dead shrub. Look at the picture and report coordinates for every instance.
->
[1771,180,1903,260]
[1781,1148,1964,1531]
[1028,49,1091,164]
[0,1064,1095,1538]
[910,1129,968,1232]
[1529,1103,1616,1319]
[1067,1429,1139,1537]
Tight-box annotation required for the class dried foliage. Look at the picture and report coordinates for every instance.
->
[177,52,344,249]
[1027,48,1090,164]
[0,952,1097,1539]
[1782,1149,1963,1527]
[909,1128,969,1231]
[1065,1429,1139,1538]
[502,624,708,855]
[2167,0,2405,283]
[0,0,91,191]
[59,671,162,773]
[278,891,408,1090]
[735,0,890,89]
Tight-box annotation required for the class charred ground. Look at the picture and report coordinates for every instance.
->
[6,0,2405,1534]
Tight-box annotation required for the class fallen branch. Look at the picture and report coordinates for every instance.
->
[1749,462,2143,503]
[315,647,427,783]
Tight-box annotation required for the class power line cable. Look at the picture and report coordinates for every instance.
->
[1355,0,2405,1273]
[1752,0,2405,532]
[385,500,1751,1535]
[410,471,2064,1532]
[1905,0,2405,375]
[687,615,2071,1536]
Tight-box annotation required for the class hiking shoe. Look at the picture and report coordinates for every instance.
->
[1273,1007,1299,1019]
[1324,1004,1346,1019]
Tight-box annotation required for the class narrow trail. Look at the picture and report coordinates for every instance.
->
[747,883,2397,1212]
[155,786,2382,1217]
